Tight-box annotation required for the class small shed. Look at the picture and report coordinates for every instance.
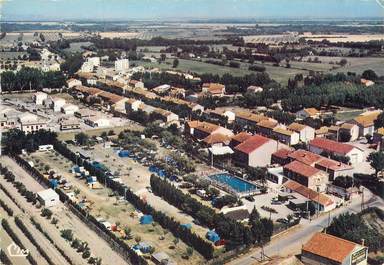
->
[37,189,60,207]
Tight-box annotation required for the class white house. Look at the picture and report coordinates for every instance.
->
[84,116,110,127]
[87,57,100,67]
[295,108,320,120]
[81,61,94,73]
[125,98,143,112]
[115,58,129,73]
[273,127,300,146]
[287,123,315,143]
[33,92,48,105]
[309,138,364,164]
[51,97,66,112]
[67,78,82,89]
[247,86,263,93]
[61,104,79,115]
[37,189,60,207]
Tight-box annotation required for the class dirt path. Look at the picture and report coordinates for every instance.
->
[0,156,131,265]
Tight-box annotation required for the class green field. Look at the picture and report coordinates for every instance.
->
[335,109,364,121]
[133,58,308,85]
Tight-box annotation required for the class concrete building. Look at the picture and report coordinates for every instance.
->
[235,111,270,129]
[282,181,336,213]
[287,123,315,143]
[81,61,95,73]
[186,120,233,140]
[87,57,100,67]
[128,79,144,89]
[348,110,381,138]
[51,97,66,112]
[283,160,328,192]
[234,134,278,168]
[61,104,79,115]
[230,132,253,148]
[20,119,48,133]
[37,189,60,207]
[115,58,129,73]
[202,83,225,97]
[84,116,110,127]
[302,232,367,265]
[296,108,320,120]
[256,119,278,137]
[273,127,300,146]
[340,123,359,141]
[309,138,364,164]
[67,78,82,89]
[33,92,48,105]
[125,98,143,112]
[60,119,80,131]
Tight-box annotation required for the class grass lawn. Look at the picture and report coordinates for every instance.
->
[335,109,364,121]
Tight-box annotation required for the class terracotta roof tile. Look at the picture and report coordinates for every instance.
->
[353,111,381,128]
[287,122,308,132]
[203,133,231,145]
[283,180,334,206]
[231,132,253,144]
[288,150,322,166]
[284,160,321,178]
[309,138,356,155]
[235,134,271,154]
[302,232,361,263]
[272,149,292,160]
[257,119,278,129]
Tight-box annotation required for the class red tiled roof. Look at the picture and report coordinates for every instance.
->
[302,232,361,263]
[309,138,355,155]
[234,134,271,154]
[272,149,292,160]
[203,133,231,145]
[315,158,352,171]
[231,132,252,144]
[283,180,334,206]
[288,150,322,166]
[284,160,321,178]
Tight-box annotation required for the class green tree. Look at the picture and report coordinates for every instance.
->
[75,132,90,146]
[362,69,378,81]
[368,151,384,178]
[172,58,179,68]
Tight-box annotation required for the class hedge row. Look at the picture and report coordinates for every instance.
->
[14,216,55,265]
[0,197,14,216]
[1,219,38,265]
[29,217,75,265]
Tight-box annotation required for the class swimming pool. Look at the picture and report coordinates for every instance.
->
[208,173,258,193]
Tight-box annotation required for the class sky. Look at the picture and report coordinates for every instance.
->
[0,0,383,21]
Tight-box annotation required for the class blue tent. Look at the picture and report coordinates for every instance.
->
[149,165,159,173]
[158,170,166,177]
[118,150,130,157]
[140,215,153,225]
[206,230,220,243]
[181,223,192,230]
[49,179,58,189]
[72,166,80,173]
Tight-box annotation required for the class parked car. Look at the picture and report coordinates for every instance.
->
[245,196,255,202]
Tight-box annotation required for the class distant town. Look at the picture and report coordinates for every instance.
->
[1,9,384,265]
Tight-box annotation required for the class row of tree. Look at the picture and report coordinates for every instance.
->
[1,68,66,92]
[2,129,57,155]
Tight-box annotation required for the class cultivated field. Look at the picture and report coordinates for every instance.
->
[302,34,384,43]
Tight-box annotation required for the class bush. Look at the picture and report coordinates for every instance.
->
[248,65,266,72]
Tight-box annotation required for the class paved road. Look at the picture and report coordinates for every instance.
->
[228,189,384,265]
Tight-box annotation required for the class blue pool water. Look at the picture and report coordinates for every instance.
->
[209,173,257,193]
